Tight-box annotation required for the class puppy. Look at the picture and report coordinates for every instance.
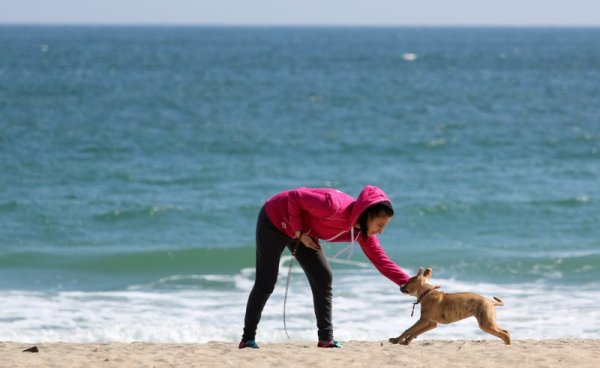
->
[389,267,511,345]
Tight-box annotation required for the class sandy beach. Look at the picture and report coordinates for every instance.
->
[1,339,598,368]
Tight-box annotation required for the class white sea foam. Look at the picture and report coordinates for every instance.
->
[1,269,598,343]
[402,53,418,61]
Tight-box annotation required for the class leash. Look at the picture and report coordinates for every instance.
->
[283,235,302,339]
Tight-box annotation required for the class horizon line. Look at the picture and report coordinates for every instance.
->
[1,22,600,28]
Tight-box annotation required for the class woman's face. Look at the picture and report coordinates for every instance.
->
[367,215,390,236]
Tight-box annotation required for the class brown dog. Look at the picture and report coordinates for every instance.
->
[389,267,511,345]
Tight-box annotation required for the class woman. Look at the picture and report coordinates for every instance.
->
[239,185,410,349]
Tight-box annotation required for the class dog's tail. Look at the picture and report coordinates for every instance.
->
[492,297,504,307]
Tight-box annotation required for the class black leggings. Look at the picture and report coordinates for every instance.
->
[242,206,333,342]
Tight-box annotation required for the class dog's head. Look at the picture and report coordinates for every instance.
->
[400,267,432,296]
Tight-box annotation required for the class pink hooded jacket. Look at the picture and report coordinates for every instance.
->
[264,185,410,286]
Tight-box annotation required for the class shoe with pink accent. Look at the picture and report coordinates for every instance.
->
[238,339,260,349]
[317,340,342,348]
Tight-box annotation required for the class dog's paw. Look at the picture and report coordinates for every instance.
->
[389,337,401,344]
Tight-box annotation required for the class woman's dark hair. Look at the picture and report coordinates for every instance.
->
[357,201,394,239]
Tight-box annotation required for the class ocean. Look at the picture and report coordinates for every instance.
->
[0,26,599,343]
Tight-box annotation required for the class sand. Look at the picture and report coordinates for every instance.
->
[2,339,599,368]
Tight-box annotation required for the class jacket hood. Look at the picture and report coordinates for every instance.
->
[349,185,391,227]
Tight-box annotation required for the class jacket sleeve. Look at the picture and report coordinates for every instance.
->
[358,235,410,286]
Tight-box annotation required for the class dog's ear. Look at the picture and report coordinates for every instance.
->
[416,267,424,276]
[423,268,432,278]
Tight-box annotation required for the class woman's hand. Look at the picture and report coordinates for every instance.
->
[295,231,321,251]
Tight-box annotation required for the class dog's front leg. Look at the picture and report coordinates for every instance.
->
[401,319,437,345]
[390,319,437,345]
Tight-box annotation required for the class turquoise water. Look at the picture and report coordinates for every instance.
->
[1,26,599,342]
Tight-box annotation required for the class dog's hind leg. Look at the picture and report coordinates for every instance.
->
[476,301,511,345]
[477,310,511,344]
[479,323,511,345]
